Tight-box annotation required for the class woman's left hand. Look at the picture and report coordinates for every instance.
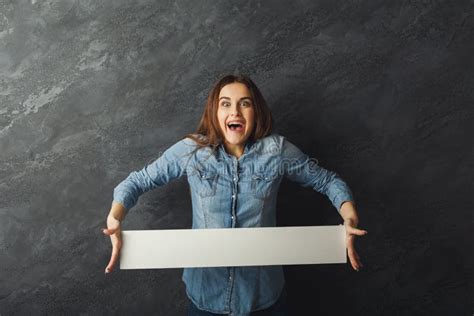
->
[343,219,368,271]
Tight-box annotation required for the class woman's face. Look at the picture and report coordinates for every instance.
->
[217,82,255,148]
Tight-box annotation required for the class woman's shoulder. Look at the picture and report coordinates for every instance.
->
[253,133,285,154]
[163,134,203,156]
[254,133,304,155]
[177,133,215,155]
[268,133,285,142]
[262,133,297,145]
[180,133,207,146]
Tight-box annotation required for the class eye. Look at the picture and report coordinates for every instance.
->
[240,101,251,107]
[220,102,230,107]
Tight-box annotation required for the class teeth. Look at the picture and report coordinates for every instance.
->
[227,122,244,126]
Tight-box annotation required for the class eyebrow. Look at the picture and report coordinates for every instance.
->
[218,97,252,102]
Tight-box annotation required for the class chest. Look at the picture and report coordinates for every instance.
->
[185,151,282,199]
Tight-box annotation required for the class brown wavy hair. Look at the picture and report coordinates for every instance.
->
[184,74,273,151]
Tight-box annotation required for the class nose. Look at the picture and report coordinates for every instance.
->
[230,103,242,116]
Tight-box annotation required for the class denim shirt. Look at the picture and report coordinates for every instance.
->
[113,133,355,315]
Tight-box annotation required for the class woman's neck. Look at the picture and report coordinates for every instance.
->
[224,142,244,159]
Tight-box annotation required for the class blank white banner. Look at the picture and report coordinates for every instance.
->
[120,225,347,269]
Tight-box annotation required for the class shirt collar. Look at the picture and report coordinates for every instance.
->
[243,138,255,154]
[218,138,255,158]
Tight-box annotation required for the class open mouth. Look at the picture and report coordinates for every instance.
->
[227,122,245,133]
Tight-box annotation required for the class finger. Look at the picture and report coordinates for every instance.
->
[348,250,362,271]
[352,249,363,267]
[102,227,119,235]
[347,241,356,267]
[347,239,361,259]
[345,226,368,236]
[347,235,355,249]
[347,242,363,271]
[349,253,362,271]
[102,228,112,235]
[346,234,364,268]
[105,242,121,274]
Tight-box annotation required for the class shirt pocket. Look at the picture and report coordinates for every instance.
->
[251,172,279,200]
[191,167,219,198]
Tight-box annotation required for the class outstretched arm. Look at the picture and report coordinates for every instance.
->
[280,136,368,271]
[103,137,197,274]
[112,137,196,213]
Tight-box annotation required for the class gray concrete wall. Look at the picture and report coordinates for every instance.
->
[0,0,472,314]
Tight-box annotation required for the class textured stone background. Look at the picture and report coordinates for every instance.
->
[0,0,472,315]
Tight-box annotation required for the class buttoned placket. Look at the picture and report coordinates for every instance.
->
[227,155,239,314]
[219,142,253,315]
[231,156,238,228]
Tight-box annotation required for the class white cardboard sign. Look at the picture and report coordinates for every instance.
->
[120,225,347,269]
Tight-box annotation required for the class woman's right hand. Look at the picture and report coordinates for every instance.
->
[102,215,122,274]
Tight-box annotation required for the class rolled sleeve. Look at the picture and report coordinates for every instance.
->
[280,136,355,213]
[112,137,197,212]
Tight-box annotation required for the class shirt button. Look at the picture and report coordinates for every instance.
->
[229,275,232,280]
[233,177,237,181]
[231,216,234,220]
[232,194,235,198]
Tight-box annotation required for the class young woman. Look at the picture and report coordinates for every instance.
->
[102,74,368,316]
